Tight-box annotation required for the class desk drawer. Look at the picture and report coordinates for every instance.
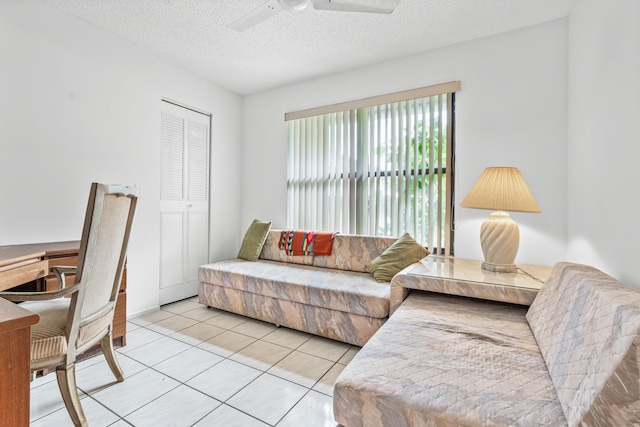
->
[48,255,78,268]
[0,260,48,291]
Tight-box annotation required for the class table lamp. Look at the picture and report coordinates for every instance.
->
[461,167,540,273]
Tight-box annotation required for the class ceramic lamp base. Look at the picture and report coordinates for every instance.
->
[481,261,518,273]
[480,211,519,273]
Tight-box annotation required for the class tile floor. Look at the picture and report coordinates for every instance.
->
[30,296,359,426]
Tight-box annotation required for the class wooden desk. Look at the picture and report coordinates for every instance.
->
[0,291,39,426]
[0,246,48,291]
[0,241,127,345]
[0,241,128,425]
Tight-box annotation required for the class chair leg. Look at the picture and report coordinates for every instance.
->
[56,364,87,427]
[100,334,125,382]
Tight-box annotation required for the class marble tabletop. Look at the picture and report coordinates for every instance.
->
[395,256,552,306]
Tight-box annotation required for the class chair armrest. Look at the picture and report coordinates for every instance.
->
[0,283,81,302]
[52,266,77,290]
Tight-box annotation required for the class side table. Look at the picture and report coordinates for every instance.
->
[390,256,552,313]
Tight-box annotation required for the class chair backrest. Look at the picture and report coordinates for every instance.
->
[65,183,138,355]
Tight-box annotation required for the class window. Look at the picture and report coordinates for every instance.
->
[285,81,459,254]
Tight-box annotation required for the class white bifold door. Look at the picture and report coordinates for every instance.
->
[160,101,210,305]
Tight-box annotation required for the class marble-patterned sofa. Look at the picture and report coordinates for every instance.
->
[334,262,640,426]
[198,230,398,346]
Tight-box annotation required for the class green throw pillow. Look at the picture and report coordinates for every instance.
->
[237,219,272,261]
[366,233,429,282]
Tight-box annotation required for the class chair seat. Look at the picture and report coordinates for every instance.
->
[22,299,69,364]
[23,298,113,367]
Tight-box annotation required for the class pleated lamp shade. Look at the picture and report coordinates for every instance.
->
[461,167,540,273]
[461,167,540,213]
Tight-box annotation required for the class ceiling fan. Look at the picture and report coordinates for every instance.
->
[229,0,402,31]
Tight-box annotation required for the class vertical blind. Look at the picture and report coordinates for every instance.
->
[286,82,458,254]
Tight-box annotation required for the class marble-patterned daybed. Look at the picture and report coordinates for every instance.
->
[198,229,426,346]
[334,262,640,426]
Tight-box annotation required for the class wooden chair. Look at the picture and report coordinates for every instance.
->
[0,183,138,426]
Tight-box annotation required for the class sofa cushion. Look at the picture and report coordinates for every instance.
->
[237,219,271,261]
[198,259,390,318]
[312,234,398,273]
[334,292,567,427]
[365,233,429,282]
[527,262,640,426]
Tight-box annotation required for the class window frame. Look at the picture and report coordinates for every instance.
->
[285,82,459,255]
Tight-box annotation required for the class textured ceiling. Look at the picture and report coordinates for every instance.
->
[41,0,575,95]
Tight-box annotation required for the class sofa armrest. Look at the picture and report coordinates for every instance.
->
[388,264,421,315]
[527,262,640,425]
[389,282,410,315]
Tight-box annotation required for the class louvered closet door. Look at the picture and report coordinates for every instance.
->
[160,101,210,305]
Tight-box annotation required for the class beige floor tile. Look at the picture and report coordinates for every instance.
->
[204,311,251,330]
[129,309,175,327]
[268,350,334,388]
[124,336,191,366]
[229,340,293,370]
[153,346,224,382]
[170,322,226,345]
[30,370,58,388]
[232,318,279,339]
[76,354,146,394]
[187,359,262,401]
[32,297,360,427]
[76,352,106,369]
[262,327,312,349]
[180,305,225,322]
[312,363,347,396]
[91,369,180,417]
[126,320,141,332]
[145,314,199,335]
[161,299,202,314]
[31,378,81,421]
[125,385,220,426]
[193,404,269,427]
[276,390,338,427]
[298,335,351,362]
[227,374,307,425]
[198,330,257,357]
[338,346,360,365]
[117,327,165,354]
[30,395,118,427]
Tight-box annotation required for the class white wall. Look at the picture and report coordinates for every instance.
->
[242,19,569,267]
[567,0,640,287]
[0,1,243,315]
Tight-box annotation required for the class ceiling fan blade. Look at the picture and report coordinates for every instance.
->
[229,0,283,31]
[312,0,401,14]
